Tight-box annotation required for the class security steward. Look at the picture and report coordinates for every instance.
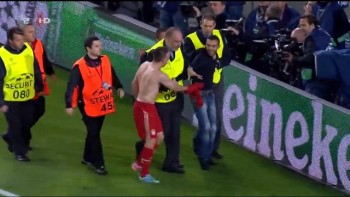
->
[19,21,56,150]
[184,14,231,160]
[138,27,188,174]
[65,36,124,175]
[0,27,44,161]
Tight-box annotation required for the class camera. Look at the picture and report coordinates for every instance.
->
[221,17,245,62]
[251,28,303,84]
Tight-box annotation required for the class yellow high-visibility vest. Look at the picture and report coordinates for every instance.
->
[146,40,185,103]
[186,29,224,83]
[1,43,35,101]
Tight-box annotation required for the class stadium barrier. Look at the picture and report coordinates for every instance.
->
[8,1,350,194]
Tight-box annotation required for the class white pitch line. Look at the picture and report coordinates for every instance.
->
[0,189,19,197]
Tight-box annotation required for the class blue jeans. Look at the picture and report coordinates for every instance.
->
[192,91,217,161]
[159,9,189,36]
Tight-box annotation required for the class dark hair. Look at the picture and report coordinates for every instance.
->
[207,35,220,45]
[201,14,216,23]
[156,28,167,41]
[84,36,100,51]
[165,27,182,39]
[209,1,226,5]
[300,14,319,26]
[152,47,169,62]
[266,5,282,19]
[7,27,23,41]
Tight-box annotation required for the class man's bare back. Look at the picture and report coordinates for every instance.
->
[132,61,187,104]
[135,62,162,103]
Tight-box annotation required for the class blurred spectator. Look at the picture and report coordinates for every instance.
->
[271,1,301,31]
[138,28,167,63]
[315,1,350,49]
[107,2,120,12]
[157,1,189,36]
[304,1,316,15]
[156,27,167,42]
[245,1,270,38]
[225,1,245,20]
[140,1,156,25]
[193,1,229,30]
[338,1,349,8]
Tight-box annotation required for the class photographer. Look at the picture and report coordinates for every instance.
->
[245,1,270,39]
[234,4,284,74]
[192,1,229,30]
[271,1,300,31]
[284,15,333,101]
[276,28,307,88]
[157,1,189,36]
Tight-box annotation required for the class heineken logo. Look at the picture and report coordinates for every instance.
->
[223,74,350,192]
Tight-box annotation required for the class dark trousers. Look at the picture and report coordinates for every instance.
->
[156,94,183,169]
[25,96,46,145]
[213,75,224,153]
[79,105,106,167]
[4,101,34,155]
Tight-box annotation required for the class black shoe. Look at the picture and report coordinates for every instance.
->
[212,151,223,159]
[193,138,199,155]
[95,166,108,175]
[15,155,30,162]
[81,160,92,166]
[199,159,209,170]
[161,167,185,174]
[1,134,13,153]
[178,164,184,169]
[207,158,217,166]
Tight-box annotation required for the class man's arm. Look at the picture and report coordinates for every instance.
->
[33,56,44,93]
[111,67,123,90]
[132,63,147,97]
[220,31,232,66]
[291,37,316,69]
[131,73,139,98]
[187,50,204,80]
[131,78,139,98]
[42,47,55,76]
[0,57,6,108]
[159,72,188,92]
[65,66,81,108]
[183,37,196,64]
[175,45,190,81]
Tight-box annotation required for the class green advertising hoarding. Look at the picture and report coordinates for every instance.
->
[3,1,349,194]
[40,1,154,93]
[222,64,350,193]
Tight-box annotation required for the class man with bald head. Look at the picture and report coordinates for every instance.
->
[291,28,308,44]
[138,27,188,174]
